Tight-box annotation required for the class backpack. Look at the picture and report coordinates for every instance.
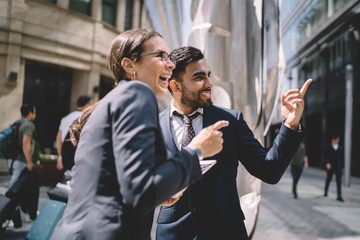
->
[0,119,26,160]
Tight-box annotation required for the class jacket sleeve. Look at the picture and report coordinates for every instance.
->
[111,83,202,214]
[236,112,304,184]
[323,146,330,165]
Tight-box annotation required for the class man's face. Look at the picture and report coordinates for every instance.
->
[178,59,213,110]
[30,107,36,121]
[332,137,340,145]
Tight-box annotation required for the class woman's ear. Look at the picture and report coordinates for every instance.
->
[121,57,136,78]
[169,79,181,93]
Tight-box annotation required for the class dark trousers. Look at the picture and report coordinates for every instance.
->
[324,168,342,197]
[291,165,303,195]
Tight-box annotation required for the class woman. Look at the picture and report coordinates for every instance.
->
[51,29,227,239]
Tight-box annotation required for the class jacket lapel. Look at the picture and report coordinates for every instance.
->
[203,106,213,128]
[160,107,179,156]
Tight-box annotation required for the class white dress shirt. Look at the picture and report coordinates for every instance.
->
[58,110,82,142]
[332,144,339,151]
[170,101,203,150]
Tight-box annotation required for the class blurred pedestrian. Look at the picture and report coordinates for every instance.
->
[56,95,90,171]
[6,103,38,227]
[324,134,344,202]
[8,104,37,188]
[51,29,227,240]
[290,142,308,198]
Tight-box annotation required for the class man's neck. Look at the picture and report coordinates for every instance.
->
[172,101,195,115]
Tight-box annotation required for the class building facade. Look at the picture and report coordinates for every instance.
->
[279,0,360,177]
[0,0,187,157]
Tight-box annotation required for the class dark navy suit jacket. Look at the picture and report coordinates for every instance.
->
[324,144,344,170]
[156,105,304,240]
[51,81,202,240]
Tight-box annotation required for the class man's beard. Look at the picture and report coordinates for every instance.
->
[180,84,213,110]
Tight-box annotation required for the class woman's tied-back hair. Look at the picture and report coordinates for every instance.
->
[168,46,204,94]
[109,29,162,84]
[70,29,162,146]
[70,101,100,147]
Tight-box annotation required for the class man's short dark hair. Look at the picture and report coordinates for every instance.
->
[168,47,204,93]
[331,134,339,140]
[20,103,35,117]
[77,95,90,108]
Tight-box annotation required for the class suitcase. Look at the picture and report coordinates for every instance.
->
[26,199,66,240]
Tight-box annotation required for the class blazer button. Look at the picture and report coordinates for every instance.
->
[192,206,199,213]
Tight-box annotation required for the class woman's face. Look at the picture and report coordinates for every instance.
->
[133,36,175,98]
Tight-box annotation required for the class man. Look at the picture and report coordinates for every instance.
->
[6,103,37,227]
[56,95,90,171]
[290,142,308,199]
[324,134,344,202]
[156,46,311,239]
[8,103,37,188]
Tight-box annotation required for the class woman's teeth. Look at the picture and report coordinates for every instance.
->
[160,75,171,81]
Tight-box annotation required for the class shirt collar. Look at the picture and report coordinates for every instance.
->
[170,100,203,118]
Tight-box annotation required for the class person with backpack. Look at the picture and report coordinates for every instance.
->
[1,103,38,228]
[8,103,37,188]
[55,95,90,171]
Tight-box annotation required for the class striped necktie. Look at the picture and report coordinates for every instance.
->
[173,111,201,148]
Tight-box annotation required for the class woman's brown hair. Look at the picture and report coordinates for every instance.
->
[70,29,162,146]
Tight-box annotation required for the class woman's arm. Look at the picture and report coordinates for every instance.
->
[112,82,202,214]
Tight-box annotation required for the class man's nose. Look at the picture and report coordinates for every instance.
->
[204,77,213,89]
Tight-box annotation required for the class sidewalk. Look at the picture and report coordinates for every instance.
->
[0,167,359,239]
[252,167,360,240]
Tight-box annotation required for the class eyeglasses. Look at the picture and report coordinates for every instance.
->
[140,51,175,65]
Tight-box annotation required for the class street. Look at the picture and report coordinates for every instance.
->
[1,166,360,239]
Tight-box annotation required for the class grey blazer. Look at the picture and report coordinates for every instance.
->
[51,80,202,240]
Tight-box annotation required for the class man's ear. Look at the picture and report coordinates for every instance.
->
[169,79,182,93]
[121,57,136,77]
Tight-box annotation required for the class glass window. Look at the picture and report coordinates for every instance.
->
[40,0,56,4]
[102,0,117,26]
[282,0,352,59]
[334,0,349,10]
[99,75,114,99]
[24,60,72,153]
[327,33,350,79]
[138,0,144,28]
[309,54,320,81]
[280,0,298,20]
[69,0,92,16]
[125,0,134,30]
